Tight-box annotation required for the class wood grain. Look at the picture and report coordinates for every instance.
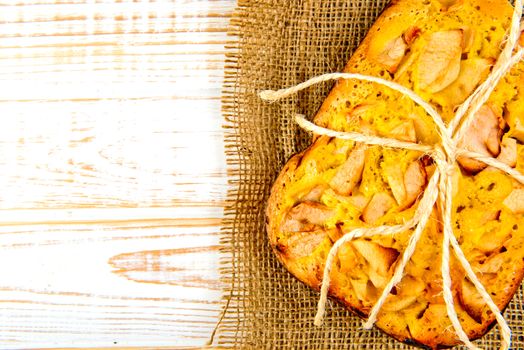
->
[0,0,235,348]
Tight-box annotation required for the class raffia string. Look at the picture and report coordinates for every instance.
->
[259,0,523,348]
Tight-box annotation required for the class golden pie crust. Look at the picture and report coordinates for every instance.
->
[266,0,524,348]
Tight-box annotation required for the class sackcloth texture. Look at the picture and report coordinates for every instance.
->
[219,0,524,348]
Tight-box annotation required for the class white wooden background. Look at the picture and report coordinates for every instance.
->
[0,0,235,348]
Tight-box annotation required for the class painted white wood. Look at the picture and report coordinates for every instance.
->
[0,0,236,347]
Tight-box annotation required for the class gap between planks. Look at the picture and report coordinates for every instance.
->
[0,207,224,226]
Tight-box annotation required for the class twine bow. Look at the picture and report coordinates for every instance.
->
[260,1,524,348]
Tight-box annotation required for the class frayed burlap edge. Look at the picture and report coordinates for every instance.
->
[217,0,524,348]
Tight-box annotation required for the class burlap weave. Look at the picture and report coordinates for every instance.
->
[219,0,524,348]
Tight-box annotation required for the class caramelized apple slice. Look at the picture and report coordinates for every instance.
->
[477,228,511,253]
[505,99,524,142]
[436,58,492,106]
[510,117,524,142]
[280,218,315,233]
[383,295,418,312]
[478,252,508,274]
[352,240,399,276]
[457,105,504,173]
[361,192,396,224]
[417,30,463,93]
[384,159,427,209]
[503,189,524,214]
[329,145,367,195]
[404,160,427,208]
[348,194,370,210]
[375,36,408,73]
[388,120,417,143]
[368,268,390,289]
[383,274,426,312]
[302,185,328,202]
[496,137,518,167]
[395,49,418,80]
[458,278,484,323]
[384,163,407,205]
[279,230,327,260]
[350,278,379,303]
[461,27,475,53]
[281,201,335,232]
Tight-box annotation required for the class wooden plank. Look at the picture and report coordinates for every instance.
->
[0,102,227,209]
[0,0,236,347]
[0,0,233,212]
[0,221,223,347]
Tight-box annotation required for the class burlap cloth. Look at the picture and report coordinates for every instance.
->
[218,0,524,348]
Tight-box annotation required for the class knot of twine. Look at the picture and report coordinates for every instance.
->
[259,1,524,349]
